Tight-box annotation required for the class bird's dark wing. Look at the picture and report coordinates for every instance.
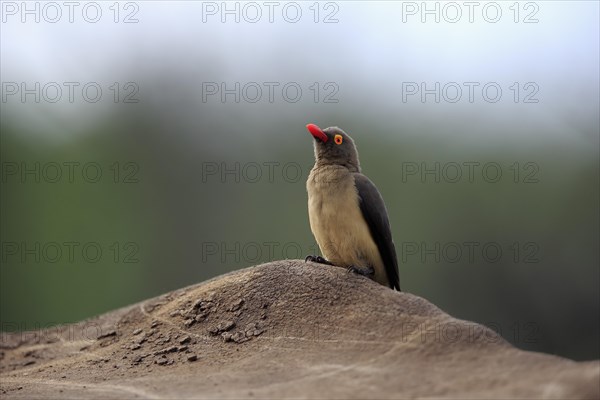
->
[353,173,400,291]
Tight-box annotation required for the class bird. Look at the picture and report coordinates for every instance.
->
[304,123,400,291]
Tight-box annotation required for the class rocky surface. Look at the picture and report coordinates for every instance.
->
[1,260,598,399]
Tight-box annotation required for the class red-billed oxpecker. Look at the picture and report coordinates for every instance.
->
[304,124,400,290]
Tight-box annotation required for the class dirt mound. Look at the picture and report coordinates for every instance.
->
[1,260,598,399]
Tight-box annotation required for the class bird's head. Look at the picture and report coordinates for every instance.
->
[306,124,360,171]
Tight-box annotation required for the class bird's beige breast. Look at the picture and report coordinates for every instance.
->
[307,166,387,286]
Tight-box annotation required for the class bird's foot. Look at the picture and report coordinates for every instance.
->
[305,255,334,265]
[347,265,375,277]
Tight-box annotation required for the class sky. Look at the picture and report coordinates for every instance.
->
[1,1,599,148]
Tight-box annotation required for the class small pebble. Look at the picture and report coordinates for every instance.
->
[179,336,191,344]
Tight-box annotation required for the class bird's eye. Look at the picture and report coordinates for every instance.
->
[334,135,343,145]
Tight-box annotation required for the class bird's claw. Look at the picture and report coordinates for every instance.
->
[347,265,375,277]
[305,255,333,265]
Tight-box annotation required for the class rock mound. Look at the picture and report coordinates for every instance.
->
[1,260,598,399]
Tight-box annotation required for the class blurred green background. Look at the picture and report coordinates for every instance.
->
[1,1,598,361]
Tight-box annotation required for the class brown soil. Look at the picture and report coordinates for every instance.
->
[1,260,598,399]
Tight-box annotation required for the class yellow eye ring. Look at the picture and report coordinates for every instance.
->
[334,134,343,145]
